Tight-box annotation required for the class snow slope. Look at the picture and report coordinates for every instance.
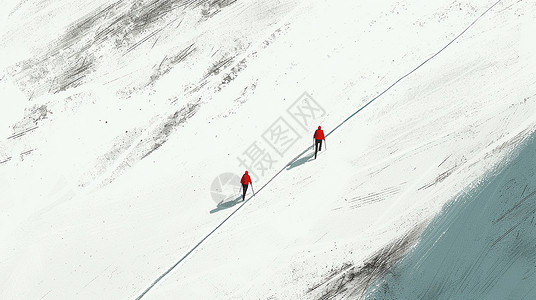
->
[1,0,535,299]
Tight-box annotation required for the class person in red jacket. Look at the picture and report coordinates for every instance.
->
[313,126,325,159]
[240,170,253,201]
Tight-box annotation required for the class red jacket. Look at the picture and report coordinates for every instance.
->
[241,172,252,185]
[314,127,325,140]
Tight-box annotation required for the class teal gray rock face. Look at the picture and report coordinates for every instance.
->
[365,133,536,300]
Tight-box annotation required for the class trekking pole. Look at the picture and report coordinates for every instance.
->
[324,139,327,150]
[251,183,255,196]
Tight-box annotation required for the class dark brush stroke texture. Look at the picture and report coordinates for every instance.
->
[348,185,403,210]
[141,101,200,159]
[7,0,237,96]
[4,104,50,140]
[150,43,196,83]
[364,131,536,300]
[309,223,428,300]
[418,157,465,191]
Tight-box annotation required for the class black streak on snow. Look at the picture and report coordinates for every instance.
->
[124,28,165,55]
[20,149,36,160]
[0,157,12,164]
[348,185,402,209]
[418,164,459,191]
[7,126,38,139]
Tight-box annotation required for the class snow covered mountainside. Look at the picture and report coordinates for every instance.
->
[1,0,535,299]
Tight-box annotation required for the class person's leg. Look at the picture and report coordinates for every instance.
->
[242,184,248,201]
[319,139,323,151]
[315,140,319,159]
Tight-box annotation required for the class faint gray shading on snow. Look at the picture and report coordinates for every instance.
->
[200,0,237,19]
[348,185,403,209]
[418,155,467,190]
[0,104,52,166]
[85,102,200,189]
[214,79,258,119]
[214,22,290,93]
[141,102,200,159]
[80,127,145,187]
[466,125,534,171]
[12,104,52,132]
[206,21,290,117]
[149,43,196,84]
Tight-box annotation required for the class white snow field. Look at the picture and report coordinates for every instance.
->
[1,0,535,299]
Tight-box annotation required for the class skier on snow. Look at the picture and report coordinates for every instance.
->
[240,170,254,201]
[313,126,325,159]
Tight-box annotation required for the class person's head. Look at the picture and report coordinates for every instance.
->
[245,170,248,174]
[318,126,321,130]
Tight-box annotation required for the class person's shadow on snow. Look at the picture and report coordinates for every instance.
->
[287,153,314,170]
[210,196,243,214]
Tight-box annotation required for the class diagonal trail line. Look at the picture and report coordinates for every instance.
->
[134,1,502,298]
[326,0,502,138]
